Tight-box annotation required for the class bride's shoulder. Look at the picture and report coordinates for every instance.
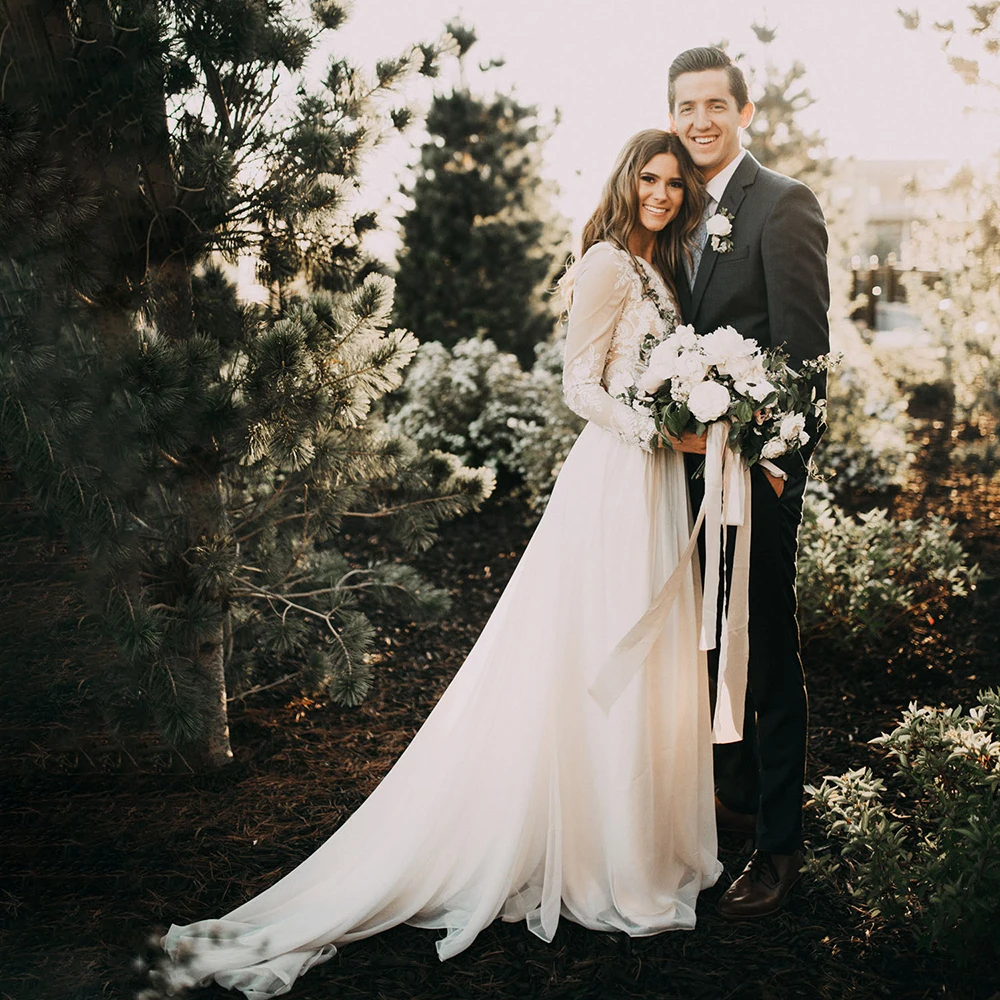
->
[577,241,636,285]
[580,240,628,264]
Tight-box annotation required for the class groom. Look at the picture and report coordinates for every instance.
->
[666,46,830,917]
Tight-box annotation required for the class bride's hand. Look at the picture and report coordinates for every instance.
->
[661,430,708,454]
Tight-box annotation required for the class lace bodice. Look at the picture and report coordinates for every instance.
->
[563,242,679,451]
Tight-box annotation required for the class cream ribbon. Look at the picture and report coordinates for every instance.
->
[588,421,752,744]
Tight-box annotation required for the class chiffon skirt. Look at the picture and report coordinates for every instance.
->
[162,422,722,998]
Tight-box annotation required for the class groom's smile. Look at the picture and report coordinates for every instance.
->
[669,68,754,182]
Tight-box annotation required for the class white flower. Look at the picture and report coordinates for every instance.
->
[674,351,711,383]
[668,324,699,349]
[687,380,731,423]
[670,378,693,403]
[705,213,733,238]
[699,326,757,371]
[721,355,755,382]
[728,355,768,384]
[741,379,777,402]
[761,437,788,459]
[637,369,667,395]
[779,412,807,443]
[643,340,682,383]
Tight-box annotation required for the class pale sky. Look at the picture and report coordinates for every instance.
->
[323,0,995,245]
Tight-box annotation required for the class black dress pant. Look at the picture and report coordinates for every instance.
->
[685,453,808,855]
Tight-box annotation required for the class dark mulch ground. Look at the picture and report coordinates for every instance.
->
[1,418,998,1000]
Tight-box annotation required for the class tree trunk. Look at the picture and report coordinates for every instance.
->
[142,3,231,768]
[178,471,233,769]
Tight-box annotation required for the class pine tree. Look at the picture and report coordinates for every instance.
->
[741,22,832,190]
[0,1,493,768]
[899,3,1000,94]
[392,21,568,369]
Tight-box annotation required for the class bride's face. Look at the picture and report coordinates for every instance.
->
[636,153,685,235]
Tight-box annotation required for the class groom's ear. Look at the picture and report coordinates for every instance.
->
[668,113,678,134]
[738,101,755,130]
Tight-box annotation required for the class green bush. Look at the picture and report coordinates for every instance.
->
[806,691,1000,963]
[387,336,583,511]
[797,496,978,652]
[812,321,915,500]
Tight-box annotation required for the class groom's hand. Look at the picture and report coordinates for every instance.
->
[763,468,785,498]
[662,430,707,454]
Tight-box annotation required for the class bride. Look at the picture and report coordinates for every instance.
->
[161,129,721,999]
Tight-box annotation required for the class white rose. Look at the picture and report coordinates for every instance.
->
[720,354,755,381]
[636,369,665,395]
[743,357,769,383]
[700,326,757,369]
[705,213,733,238]
[687,380,732,423]
[674,351,711,383]
[743,379,777,402]
[761,437,788,459]
[779,412,807,443]
[798,429,810,447]
[669,324,699,349]
[646,340,681,380]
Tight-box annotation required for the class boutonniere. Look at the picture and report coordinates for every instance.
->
[706,208,735,253]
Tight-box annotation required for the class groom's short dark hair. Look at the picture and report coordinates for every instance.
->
[668,47,749,112]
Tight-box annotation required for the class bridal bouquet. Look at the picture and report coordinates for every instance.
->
[633,324,837,467]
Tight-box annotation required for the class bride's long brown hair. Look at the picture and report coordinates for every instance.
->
[574,129,705,305]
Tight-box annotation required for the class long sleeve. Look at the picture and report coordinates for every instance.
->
[563,245,656,451]
[761,183,831,469]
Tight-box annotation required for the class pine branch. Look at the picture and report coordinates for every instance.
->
[342,491,475,518]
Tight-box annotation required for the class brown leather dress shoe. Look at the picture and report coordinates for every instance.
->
[717,850,804,918]
[714,795,757,836]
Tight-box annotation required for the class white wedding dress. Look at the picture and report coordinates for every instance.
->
[162,241,722,998]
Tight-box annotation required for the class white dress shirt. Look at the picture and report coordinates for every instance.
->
[704,147,748,215]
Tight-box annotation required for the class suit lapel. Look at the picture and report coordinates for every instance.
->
[689,152,760,321]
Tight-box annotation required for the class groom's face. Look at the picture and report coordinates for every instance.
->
[669,69,754,182]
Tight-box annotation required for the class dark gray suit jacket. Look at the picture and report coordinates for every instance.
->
[675,152,831,473]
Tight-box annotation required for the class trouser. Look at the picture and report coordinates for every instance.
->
[685,454,808,855]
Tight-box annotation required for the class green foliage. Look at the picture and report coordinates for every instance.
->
[0,2,493,763]
[392,27,569,367]
[900,4,1000,95]
[895,9,1000,471]
[797,496,978,653]
[901,155,1000,474]
[812,322,915,499]
[722,23,832,191]
[388,336,583,512]
[807,690,1000,963]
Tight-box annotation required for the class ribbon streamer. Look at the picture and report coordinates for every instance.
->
[588,424,752,744]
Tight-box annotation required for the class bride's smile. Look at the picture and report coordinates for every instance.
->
[636,152,685,235]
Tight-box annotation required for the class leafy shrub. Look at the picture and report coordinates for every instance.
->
[806,691,1000,963]
[387,336,583,511]
[797,496,978,652]
[812,321,915,500]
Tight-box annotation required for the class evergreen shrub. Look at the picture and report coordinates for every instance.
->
[388,337,583,512]
[811,322,914,500]
[807,691,1000,964]
[796,496,978,653]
